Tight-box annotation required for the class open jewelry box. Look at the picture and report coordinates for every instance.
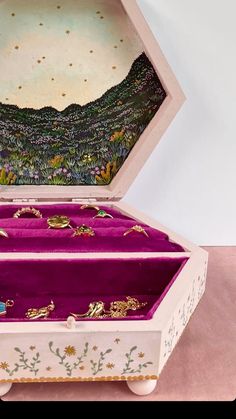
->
[0,0,208,397]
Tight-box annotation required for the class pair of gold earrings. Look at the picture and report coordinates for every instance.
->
[71,297,147,319]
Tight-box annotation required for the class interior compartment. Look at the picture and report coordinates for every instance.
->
[0,256,188,322]
[0,204,185,253]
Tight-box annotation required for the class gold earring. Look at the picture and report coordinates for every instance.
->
[25,301,55,320]
[0,300,14,317]
[108,297,147,318]
[71,301,105,319]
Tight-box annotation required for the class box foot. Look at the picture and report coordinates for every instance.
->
[127,379,157,396]
[0,382,12,397]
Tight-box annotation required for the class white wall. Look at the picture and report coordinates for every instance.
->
[126,0,236,245]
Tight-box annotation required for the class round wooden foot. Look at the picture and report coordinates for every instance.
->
[127,379,157,396]
[0,382,12,397]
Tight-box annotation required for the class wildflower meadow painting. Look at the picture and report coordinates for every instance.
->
[0,0,166,186]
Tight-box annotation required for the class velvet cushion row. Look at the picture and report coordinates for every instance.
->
[0,204,185,253]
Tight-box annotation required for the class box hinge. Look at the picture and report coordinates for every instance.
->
[71,198,98,203]
[71,197,120,203]
[11,198,39,203]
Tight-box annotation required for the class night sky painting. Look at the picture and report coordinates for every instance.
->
[0,0,166,186]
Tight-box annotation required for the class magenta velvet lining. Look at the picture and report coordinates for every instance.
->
[0,257,188,322]
[0,204,184,253]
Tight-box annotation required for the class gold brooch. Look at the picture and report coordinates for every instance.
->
[71,297,147,319]
[72,225,95,238]
[0,300,14,317]
[13,207,42,219]
[47,215,73,229]
[0,228,9,238]
[80,204,100,211]
[124,225,149,238]
[94,210,113,219]
[25,301,55,320]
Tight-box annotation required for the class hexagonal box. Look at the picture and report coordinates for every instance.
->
[0,0,208,397]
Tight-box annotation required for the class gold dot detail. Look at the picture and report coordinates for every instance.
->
[42,56,46,60]
[90,50,93,54]
[112,66,117,70]
[51,78,55,81]
[18,86,22,90]
[11,13,15,17]
[5,98,9,101]
[39,23,43,26]
[114,45,118,49]
[120,39,124,43]
[57,5,61,9]
[69,63,73,67]
[37,60,41,64]
[62,93,66,97]
[96,11,101,14]
[66,30,70,34]
[100,16,104,19]
[14,46,19,50]
[84,79,87,82]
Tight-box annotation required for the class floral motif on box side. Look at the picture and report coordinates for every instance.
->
[121,346,153,375]
[163,275,206,358]
[0,347,41,377]
[0,342,154,378]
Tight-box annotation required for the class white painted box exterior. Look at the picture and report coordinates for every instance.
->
[0,0,208,396]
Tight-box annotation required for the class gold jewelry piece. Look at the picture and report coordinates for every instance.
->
[71,297,147,320]
[124,225,149,238]
[25,300,55,320]
[13,207,42,219]
[108,297,147,318]
[0,300,14,317]
[94,210,113,219]
[80,204,100,211]
[72,225,95,238]
[71,301,105,319]
[47,215,73,229]
[0,228,9,238]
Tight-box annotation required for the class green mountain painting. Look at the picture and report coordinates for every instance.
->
[0,53,166,186]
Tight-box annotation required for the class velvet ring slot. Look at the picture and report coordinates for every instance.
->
[0,204,185,253]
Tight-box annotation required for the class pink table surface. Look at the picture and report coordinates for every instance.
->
[2,247,236,402]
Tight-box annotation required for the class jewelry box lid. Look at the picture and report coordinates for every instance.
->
[0,0,185,202]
